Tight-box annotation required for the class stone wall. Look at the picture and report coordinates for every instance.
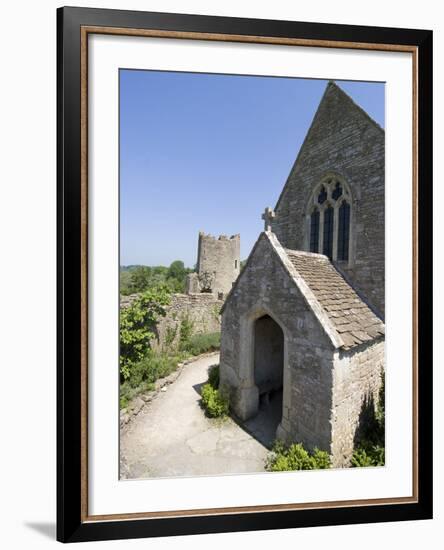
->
[185,272,200,294]
[197,232,240,299]
[152,293,222,351]
[219,233,335,452]
[220,232,385,464]
[271,82,385,318]
[120,293,222,352]
[331,338,385,467]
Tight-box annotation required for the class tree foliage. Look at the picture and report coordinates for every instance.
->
[119,285,171,380]
[119,270,133,295]
[120,261,193,295]
[167,260,186,281]
[130,266,153,293]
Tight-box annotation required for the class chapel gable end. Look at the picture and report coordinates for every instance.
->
[271,81,385,317]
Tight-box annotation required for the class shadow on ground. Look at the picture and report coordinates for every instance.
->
[193,375,282,450]
[24,522,56,540]
[234,390,282,449]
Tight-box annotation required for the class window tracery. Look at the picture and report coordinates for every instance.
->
[308,176,352,263]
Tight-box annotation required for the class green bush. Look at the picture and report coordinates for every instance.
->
[182,332,221,356]
[207,364,220,389]
[375,374,385,429]
[128,350,183,387]
[200,383,229,418]
[351,444,385,467]
[311,448,332,469]
[179,315,195,351]
[352,371,385,467]
[212,304,222,321]
[120,380,154,409]
[120,350,187,409]
[266,441,331,472]
[119,285,171,380]
[165,324,178,347]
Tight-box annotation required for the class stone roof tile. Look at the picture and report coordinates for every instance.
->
[285,249,385,350]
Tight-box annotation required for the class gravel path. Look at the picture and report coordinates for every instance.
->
[120,352,281,479]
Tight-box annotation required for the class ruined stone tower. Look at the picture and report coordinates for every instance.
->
[186,232,240,300]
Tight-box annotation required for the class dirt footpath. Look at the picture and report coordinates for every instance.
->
[120,352,272,479]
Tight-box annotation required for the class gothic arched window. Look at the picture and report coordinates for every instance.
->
[337,201,350,261]
[317,186,327,204]
[323,205,334,259]
[332,182,343,201]
[310,209,320,253]
[307,175,352,264]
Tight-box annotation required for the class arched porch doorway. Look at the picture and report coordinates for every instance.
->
[254,314,284,400]
[244,314,285,445]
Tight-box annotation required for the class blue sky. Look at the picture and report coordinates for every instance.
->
[120,71,384,267]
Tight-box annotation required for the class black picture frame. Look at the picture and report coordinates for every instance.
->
[57,6,433,543]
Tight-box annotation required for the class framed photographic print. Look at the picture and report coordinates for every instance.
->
[57,6,433,543]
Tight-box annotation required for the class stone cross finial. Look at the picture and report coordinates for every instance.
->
[262,207,275,232]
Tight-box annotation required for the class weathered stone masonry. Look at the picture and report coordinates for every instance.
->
[220,234,336,454]
[121,232,240,352]
[271,82,385,318]
[219,80,385,467]
[331,339,384,465]
[121,293,223,352]
[186,232,240,299]
[220,232,384,467]
[153,293,222,351]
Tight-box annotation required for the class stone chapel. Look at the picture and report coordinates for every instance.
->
[219,81,385,467]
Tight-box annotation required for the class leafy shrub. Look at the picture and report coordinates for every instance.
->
[352,370,385,467]
[207,364,220,389]
[165,324,178,347]
[179,315,195,350]
[200,383,229,418]
[212,304,222,321]
[120,380,154,409]
[311,448,332,469]
[266,441,331,472]
[128,350,183,387]
[375,374,385,428]
[119,285,171,380]
[120,350,187,409]
[182,332,221,356]
[351,444,385,467]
